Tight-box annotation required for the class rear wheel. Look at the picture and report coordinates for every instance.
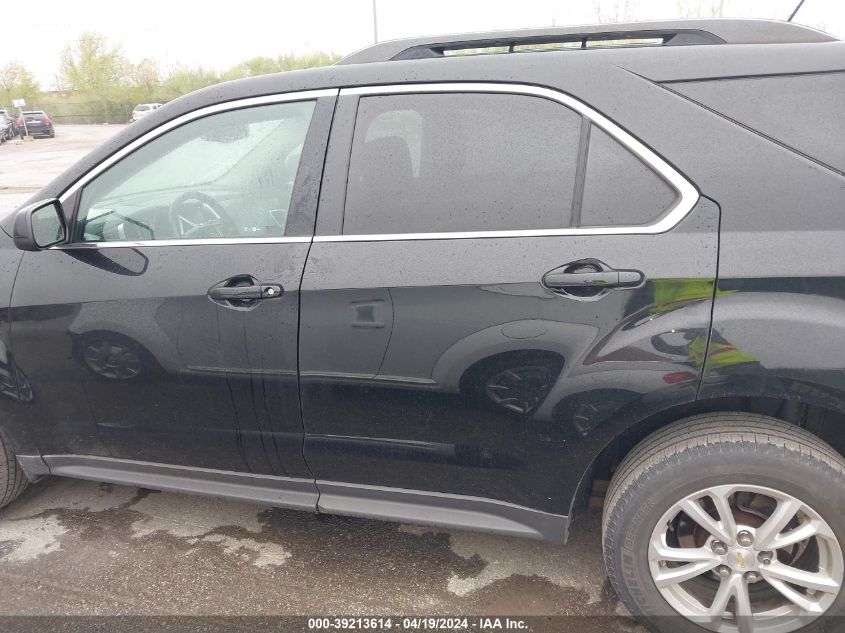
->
[603,413,845,633]
[0,431,27,509]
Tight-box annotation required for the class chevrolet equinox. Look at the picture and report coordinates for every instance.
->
[2,18,845,633]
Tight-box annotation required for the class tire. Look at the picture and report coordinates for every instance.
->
[603,413,845,633]
[0,431,27,509]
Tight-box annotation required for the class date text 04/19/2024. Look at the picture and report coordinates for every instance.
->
[307,617,529,630]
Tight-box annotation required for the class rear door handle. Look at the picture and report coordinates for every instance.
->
[542,270,643,289]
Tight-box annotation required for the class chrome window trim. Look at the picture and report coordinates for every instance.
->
[315,82,699,242]
[55,83,699,248]
[56,89,337,249]
[60,88,338,202]
[51,236,312,250]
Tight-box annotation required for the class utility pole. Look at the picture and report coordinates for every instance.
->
[788,0,806,21]
[372,0,379,43]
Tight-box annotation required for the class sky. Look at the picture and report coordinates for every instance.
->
[2,0,843,88]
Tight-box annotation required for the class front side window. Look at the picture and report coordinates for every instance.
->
[76,100,316,242]
[343,93,583,235]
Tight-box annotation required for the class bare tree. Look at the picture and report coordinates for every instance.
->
[130,58,160,98]
[593,0,640,23]
[676,0,727,18]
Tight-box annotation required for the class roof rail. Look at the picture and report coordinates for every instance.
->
[337,19,837,65]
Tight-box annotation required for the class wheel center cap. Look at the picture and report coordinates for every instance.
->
[728,548,755,571]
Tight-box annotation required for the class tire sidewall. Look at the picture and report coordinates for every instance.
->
[607,444,845,633]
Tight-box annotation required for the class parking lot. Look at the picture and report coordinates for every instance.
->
[0,125,127,217]
[0,126,641,632]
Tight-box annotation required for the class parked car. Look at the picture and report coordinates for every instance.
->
[2,18,845,633]
[0,108,18,140]
[17,110,54,138]
[130,102,163,122]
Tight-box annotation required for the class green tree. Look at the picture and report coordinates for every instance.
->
[59,32,129,121]
[0,61,40,106]
[222,52,341,81]
[224,56,280,80]
[158,66,220,101]
[275,52,341,71]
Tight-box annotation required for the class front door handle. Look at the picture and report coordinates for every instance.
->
[542,270,643,289]
[208,275,284,309]
[208,284,283,301]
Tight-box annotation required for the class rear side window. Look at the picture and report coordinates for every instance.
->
[579,126,678,227]
[343,93,582,235]
[672,72,845,173]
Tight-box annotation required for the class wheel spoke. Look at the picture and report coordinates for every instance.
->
[709,487,738,540]
[679,498,733,543]
[764,577,825,614]
[761,561,840,594]
[650,543,718,564]
[769,519,832,551]
[732,575,754,633]
[755,497,802,550]
[707,575,734,619]
[653,559,719,588]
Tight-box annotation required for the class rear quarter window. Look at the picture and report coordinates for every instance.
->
[579,126,678,227]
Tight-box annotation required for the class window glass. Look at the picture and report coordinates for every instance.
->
[77,100,315,242]
[343,93,582,235]
[580,126,677,227]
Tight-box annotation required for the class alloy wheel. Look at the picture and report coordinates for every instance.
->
[648,483,843,633]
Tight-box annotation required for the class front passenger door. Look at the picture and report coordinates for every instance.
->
[10,93,334,482]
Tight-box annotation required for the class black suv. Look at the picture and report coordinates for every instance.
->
[17,110,54,138]
[3,18,845,632]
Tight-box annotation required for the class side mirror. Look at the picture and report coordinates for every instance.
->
[13,199,67,251]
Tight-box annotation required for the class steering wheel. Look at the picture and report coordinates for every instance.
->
[168,191,240,239]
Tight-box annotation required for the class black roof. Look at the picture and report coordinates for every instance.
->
[338,19,837,64]
[13,18,844,220]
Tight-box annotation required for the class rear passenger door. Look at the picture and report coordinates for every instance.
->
[299,84,718,527]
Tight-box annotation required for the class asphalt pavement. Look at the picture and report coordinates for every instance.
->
[0,125,126,217]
